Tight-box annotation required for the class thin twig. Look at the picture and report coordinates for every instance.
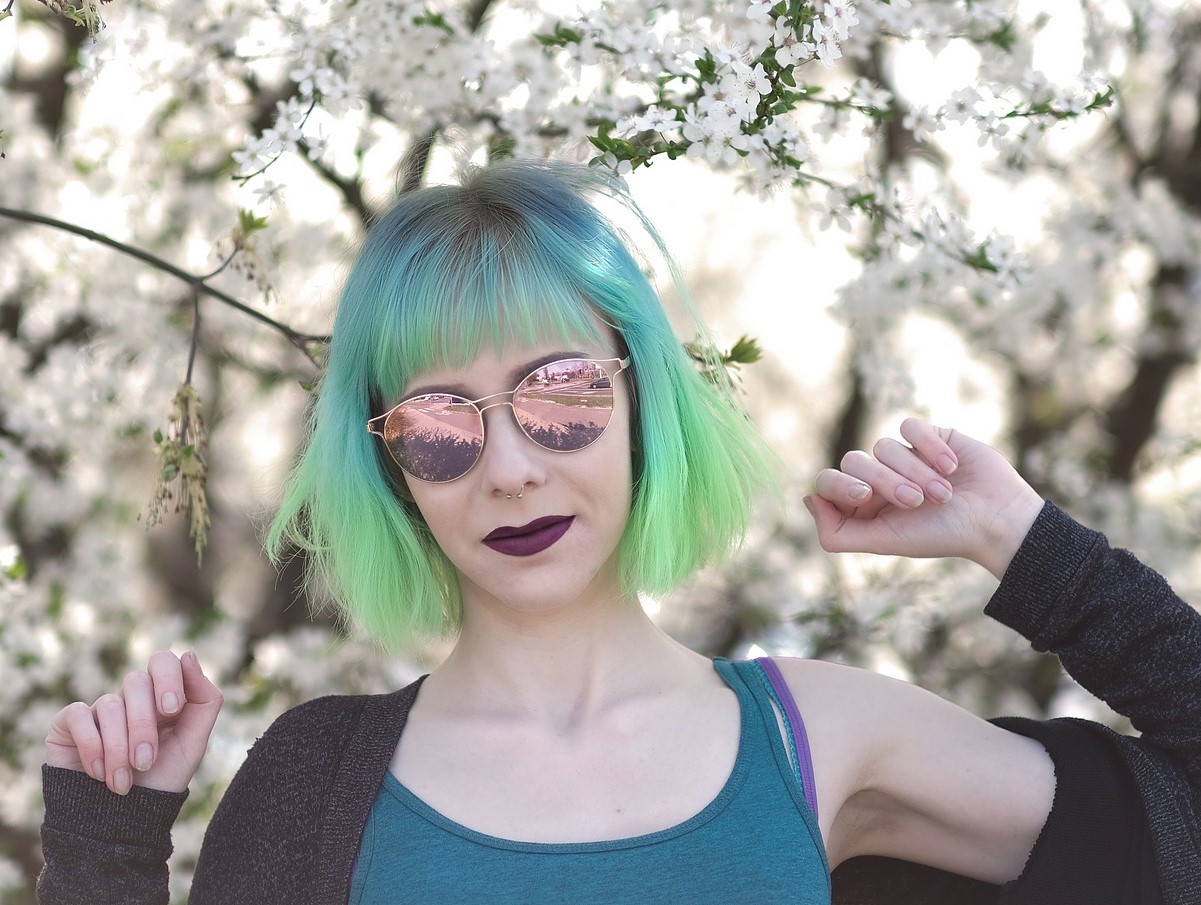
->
[399,128,438,195]
[184,290,201,387]
[197,247,241,283]
[0,206,330,359]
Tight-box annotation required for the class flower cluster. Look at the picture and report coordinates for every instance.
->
[4,1,1201,899]
[145,384,210,565]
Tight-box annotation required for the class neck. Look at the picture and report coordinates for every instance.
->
[428,591,710,727]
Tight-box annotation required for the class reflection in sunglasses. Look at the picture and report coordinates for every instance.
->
[370,357,629,483]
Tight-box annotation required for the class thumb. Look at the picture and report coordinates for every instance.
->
[172,651,223,747]
[803,493,852,552]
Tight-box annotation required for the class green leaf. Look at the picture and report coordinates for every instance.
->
[985,22,1017,53]
[535,23,584,47]
[2,556,26,582]
[412,12,453,34]
[153,429,164,444]
[237,209,269,236]
[726,335,764,366]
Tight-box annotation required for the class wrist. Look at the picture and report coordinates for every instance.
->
[975,489,1046,580]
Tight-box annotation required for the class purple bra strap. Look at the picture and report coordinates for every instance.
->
[754,656,819,822]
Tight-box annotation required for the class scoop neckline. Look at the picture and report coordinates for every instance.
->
[382,658,750,853]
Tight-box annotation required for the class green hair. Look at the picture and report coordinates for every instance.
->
[267,159,777,652]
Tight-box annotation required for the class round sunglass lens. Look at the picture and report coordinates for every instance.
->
[387,395,484,482]
[514,359,613,452]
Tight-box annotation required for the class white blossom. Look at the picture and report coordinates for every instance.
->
[810,19,843,68]
[773,20,814,67]
[942,87,982,124]
[745,0,774,21]
[824,0,859,41]
[902,106,940,142]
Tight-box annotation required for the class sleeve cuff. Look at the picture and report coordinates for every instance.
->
[984,501,1106,647]
[42,764,187,849]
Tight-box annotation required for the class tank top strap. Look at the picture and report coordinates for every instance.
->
[713,658,819,823]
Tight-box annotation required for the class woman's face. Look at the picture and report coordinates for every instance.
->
[397,333,635,620]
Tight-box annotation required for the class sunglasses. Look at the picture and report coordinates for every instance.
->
[368,356,632,483]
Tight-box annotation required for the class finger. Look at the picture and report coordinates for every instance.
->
[93,694,133,795]
[872,437,954,504]
[147,649,186,718]
[839,449,927,510]
[173,651,224,745]
[46,701,105,781]
[802,493,848,552]
[121,670,159,774]
[812,467,874,515]
[899,418,958,476]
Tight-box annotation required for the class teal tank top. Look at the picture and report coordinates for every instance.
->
[349,658,830,904]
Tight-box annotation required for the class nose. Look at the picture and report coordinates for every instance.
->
[478,403,543,497]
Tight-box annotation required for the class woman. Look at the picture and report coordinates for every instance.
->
[39,161,1201,904]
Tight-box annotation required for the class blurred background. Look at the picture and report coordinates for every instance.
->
[2,0,1200,899]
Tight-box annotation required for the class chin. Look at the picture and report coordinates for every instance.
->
[461,564,622,618]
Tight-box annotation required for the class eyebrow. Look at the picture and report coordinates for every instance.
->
[403,350,591,400]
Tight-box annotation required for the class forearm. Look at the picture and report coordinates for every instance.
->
[985,501,1201,762]
[38,765,186,905]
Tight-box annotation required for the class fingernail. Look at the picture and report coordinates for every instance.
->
[802,495,816,517]
[134,743,154,772]
[848,482,871,501]
[91,760,105,782]
[927,480,953,503]
[938,453,957,475]
[114,767,132,796]
[162,692,180,714]
[896,485,924,507]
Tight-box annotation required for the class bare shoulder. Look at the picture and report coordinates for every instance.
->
[764,656,1054,879]
[765,654,1049,783]
[766,655,926,737]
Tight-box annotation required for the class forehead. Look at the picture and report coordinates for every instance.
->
[398,327,619,398]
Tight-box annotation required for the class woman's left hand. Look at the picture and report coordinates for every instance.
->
[804,418,1044,579]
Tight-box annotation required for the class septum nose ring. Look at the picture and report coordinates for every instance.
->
[505,484,525,501]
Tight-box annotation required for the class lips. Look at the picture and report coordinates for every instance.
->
[483,516,574,556]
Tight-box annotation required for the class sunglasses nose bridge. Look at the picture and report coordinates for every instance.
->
[473,391,516,416]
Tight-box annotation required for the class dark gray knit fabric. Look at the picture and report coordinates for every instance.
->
[984,502,1201,903]
[37,503,1201,905]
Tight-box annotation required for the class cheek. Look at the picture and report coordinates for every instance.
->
[406,487,459,548]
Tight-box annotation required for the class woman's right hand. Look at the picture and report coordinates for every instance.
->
[44,649,223,796]
[805,418,1045,579]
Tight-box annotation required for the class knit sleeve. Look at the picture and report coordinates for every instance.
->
[36,764,188,905]
[188,692,388,905]
[984,500,1201,777]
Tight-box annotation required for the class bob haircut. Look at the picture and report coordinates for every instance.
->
[268,159,777,652]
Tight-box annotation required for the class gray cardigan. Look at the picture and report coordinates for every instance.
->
[37,503,1201,904]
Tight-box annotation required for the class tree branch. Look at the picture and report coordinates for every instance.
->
[394,0,500,194]
[398,128,438,195]
[303,148,373,227]
[0,206,330,360]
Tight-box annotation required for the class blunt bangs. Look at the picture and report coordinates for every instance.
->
[267,159,777,653]
[358,190,614,405]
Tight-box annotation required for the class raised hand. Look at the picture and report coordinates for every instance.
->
[44,649,223,796]
[804,418,1044,579]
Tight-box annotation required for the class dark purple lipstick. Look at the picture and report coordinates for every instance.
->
[483,516,574,557]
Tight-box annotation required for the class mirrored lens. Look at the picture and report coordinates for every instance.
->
[386,395,483,483]
[513,359,614,452]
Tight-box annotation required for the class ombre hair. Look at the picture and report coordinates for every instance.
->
[267,159,776,652]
